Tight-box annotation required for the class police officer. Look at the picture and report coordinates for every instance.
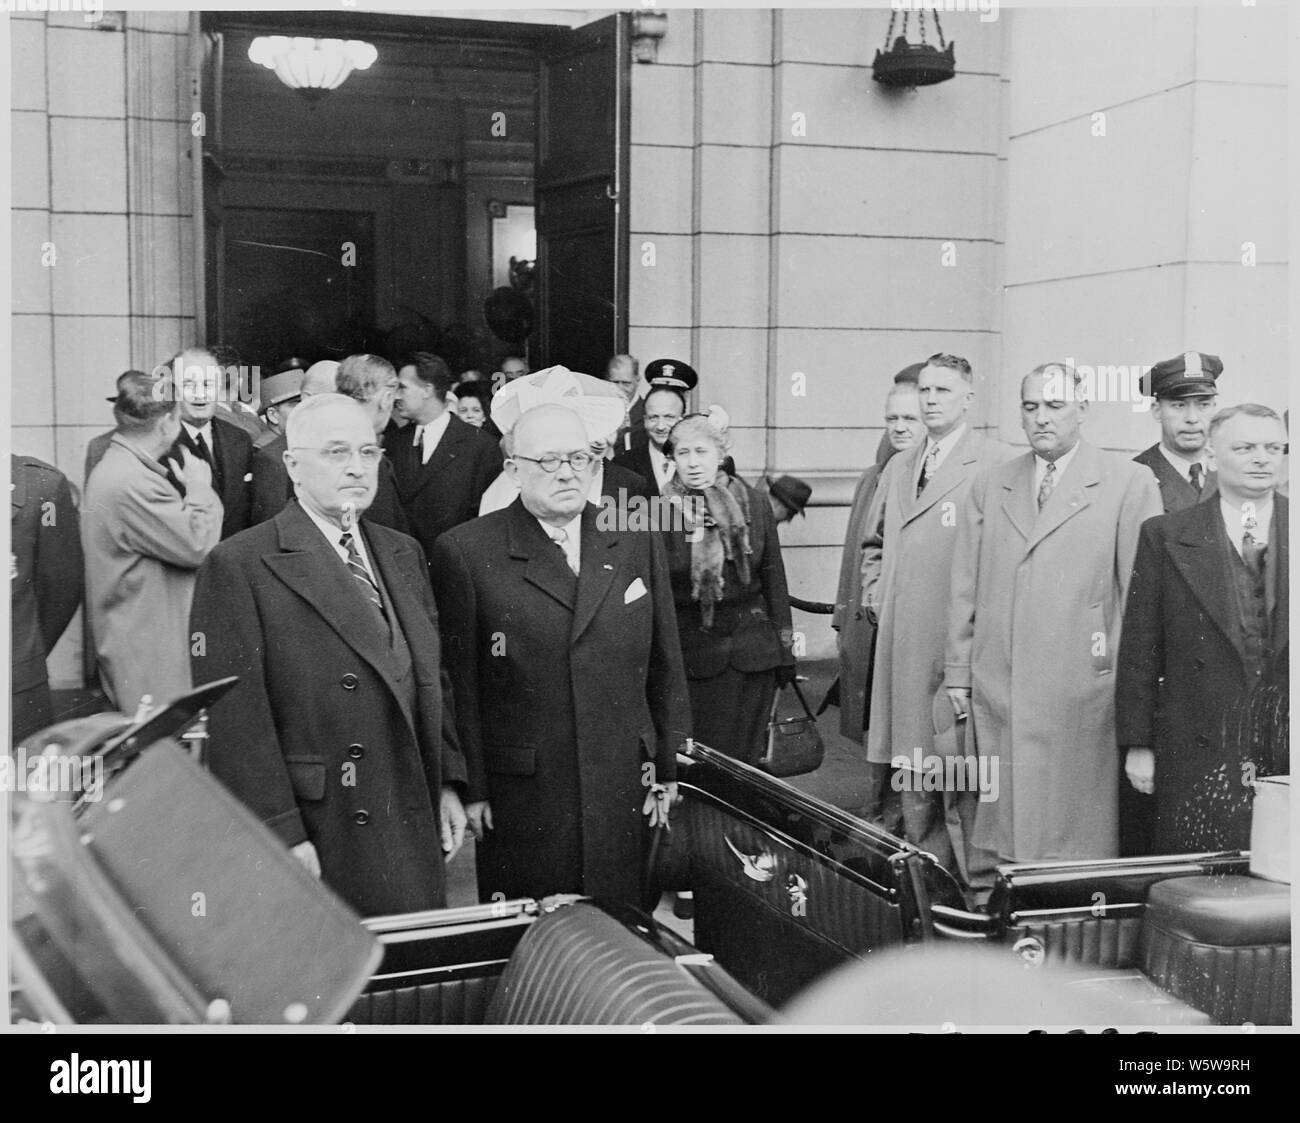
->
[1122,350,1221,854]
[1134,351,1221,513]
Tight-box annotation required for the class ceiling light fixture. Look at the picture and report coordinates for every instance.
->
[248,36,378,104]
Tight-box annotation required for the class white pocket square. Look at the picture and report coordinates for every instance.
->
[624,578,647,604]
[243,473,253,483]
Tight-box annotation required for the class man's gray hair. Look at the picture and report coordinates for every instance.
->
[285,392,366,449]
[337,353,397,404]
[1208,402,1283,441]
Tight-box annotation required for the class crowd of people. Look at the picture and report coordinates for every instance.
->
[9,341,1288,916]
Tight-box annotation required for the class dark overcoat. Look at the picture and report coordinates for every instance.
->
[430,498,691,908]
[386,411,502,567]
[190,501,467,917]
[167,415,254,540]
[11,455,83,742]
[1116,497,1288,853]
[1133,443,1218,513]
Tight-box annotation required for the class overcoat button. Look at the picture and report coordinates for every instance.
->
[1195,734,1209,747]
[341,673,359,690]
[353,810,370,825]
[348,744,364,759]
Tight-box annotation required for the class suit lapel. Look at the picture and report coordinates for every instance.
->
[903,429,981,527]
[1269,497,1287,649]
[407,413,470,499]
[506,499,576,611]
[364,523,425,730]
[1000,453,1037,542]
[1169,502,1245,660]
[262,503,402,687]
[572,505,621,643]
[1026,441,1099,552]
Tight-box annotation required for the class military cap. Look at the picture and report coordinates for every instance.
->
[1142,351,1223,399]
[644,359,699,393]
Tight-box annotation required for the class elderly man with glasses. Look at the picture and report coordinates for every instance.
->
[191,393,469,918]
[431,402,691,910]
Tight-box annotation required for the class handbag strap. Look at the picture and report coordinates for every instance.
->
[773,676,817,723]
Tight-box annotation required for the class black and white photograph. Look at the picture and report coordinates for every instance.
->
[4,0,1295,1061]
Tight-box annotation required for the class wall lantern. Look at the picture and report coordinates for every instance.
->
[630,10,668,64]
[872,9,956,88]
[248,36,379,104]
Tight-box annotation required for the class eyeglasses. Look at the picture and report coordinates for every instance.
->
[511,451,595,473]
[291,444,383,466]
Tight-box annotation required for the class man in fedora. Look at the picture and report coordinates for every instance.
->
[764,475,812,525]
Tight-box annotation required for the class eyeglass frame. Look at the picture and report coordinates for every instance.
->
[509,451,596,473]
[289,443,384,466]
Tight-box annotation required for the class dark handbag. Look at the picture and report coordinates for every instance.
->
[758,678,825,778]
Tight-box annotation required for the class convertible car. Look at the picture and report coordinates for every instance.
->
[9,685,1291,1027]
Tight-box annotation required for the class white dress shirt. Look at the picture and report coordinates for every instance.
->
[182,420,214,450]
[300,502,379,583]
[1033,439,1082,496]
[1158,442,1209,485]
[413,411,452,465]
[1219,495,1273,555]
[648,443,674,490]
[917,423,967,483]
[537,512,583,575]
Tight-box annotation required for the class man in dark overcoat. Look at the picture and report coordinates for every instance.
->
[191,394,468,917]
[11,455,84,744]
[1117,404,1289,854]
[430,403,691,908]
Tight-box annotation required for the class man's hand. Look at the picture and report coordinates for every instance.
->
[291,840,321,878]
[774,663,797,689]
[643,781,677,830]
[466,800,493,841]
[440,787,468,859]
[176,446,214,494]
[1125,748,1156,795]
[946,687,971,721]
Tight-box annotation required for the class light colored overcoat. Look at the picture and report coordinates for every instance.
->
[945,440,1161,862]
[863,428,1015,765]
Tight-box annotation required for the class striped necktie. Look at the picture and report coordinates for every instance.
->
[1241,515,1265,578]
[1188,462,1204,493]
[1037,460,1057,510]
[340,531,386,620]
[916,442,940,497]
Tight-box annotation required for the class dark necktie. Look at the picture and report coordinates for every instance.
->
[193,430,211,464]
[916,443,939,497]
[1188,462,1204,493]
[1241,517,1265,578]
[340,531,387,621]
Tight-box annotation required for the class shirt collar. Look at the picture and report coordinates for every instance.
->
[536,509,584,540]
[925,423,966,458]
[1157,442,1207,483]
[416,410,451,443]
[182,420,212,443]
[1220,494,1274,538]
[1036,439,1080,479]
[299,500,365,552]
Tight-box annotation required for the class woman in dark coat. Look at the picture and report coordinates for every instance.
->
[660,413,795,765]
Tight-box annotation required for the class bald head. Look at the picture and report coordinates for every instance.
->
[300,360,340,398]
[506,404,593,525]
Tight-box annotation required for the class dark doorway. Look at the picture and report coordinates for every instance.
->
[197,11,630,379]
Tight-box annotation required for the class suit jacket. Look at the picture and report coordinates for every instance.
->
[167,415,254,540]
[430,498,690,908]
[945,441,1162,862]
[613,440,666,497]
[862,428,1015,765]
[387,412,502,567]
[191,501,467,917]
[600,459,651,502]
[1133,444,1218,513]
[82,437,223,714]
[249,433,411,535]
[661,478,794,681]
[12,456,84,741]
[1116,496,1288,852]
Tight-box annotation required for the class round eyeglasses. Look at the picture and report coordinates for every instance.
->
[512,452,595,473]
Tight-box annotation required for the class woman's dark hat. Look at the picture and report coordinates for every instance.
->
[768,475,812,517]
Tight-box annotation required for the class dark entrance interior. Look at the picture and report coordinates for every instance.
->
[198,10,629,378]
